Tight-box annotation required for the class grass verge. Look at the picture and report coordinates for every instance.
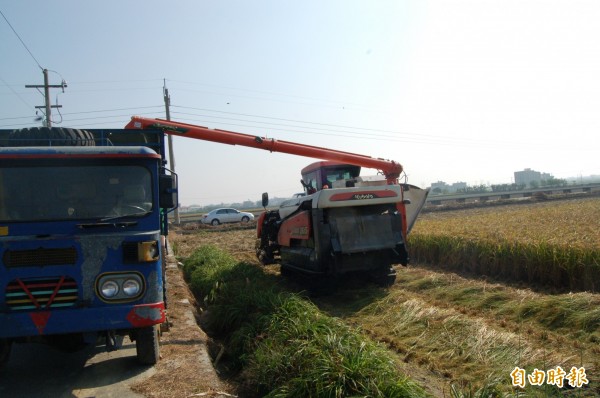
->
[181,244,426,397]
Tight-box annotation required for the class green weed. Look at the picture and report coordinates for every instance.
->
[182,244,426,397]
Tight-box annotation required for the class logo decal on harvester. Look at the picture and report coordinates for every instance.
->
[329,190,398,202]
[353,194,375,200]
[151,123,188,134]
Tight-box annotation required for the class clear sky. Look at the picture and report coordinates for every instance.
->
[1,1,599,206]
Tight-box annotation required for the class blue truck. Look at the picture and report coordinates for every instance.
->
[0,126,177,367]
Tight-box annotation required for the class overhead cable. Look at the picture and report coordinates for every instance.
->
[0,9,43,70]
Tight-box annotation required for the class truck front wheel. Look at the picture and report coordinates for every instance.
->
[135,325,160,365]
[0,339,11,369]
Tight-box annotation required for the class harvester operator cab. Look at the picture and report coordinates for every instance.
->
[300,161,361,194]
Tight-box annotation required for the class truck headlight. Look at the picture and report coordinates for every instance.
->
[96,273,145,302]
[123,279,141,296]
[100,280,119,299]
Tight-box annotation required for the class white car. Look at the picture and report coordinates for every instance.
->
[201,208,255,226]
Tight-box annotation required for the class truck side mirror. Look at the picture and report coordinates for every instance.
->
[262,192,269,208]
[159,174,178,209]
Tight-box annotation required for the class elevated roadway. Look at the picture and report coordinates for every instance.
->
[426,183,600,206]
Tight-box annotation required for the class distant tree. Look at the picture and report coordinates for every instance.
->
[472,184,489,193]
[491,184,511,192]
[540,177,568,187]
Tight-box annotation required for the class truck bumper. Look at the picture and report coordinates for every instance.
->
[0,302,165,339]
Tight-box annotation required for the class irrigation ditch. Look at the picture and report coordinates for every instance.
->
[170,196,599,397]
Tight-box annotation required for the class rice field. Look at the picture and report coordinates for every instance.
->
[170,196,600,396]
[172,226,599,396]
[409,197,600,292]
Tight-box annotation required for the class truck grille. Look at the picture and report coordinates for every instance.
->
[122,242,139,263]
[5,276,79,311]
[3,247,78,267]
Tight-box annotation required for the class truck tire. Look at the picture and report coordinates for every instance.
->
[0,339,11,369]
[135,325,160,365]
[8,127,95,146]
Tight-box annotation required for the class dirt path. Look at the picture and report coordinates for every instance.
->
[0,337,154,398]
[131,240,235,398]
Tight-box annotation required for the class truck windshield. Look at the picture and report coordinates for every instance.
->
[0,165,153,222]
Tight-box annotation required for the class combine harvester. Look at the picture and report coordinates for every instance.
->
[127,117,428,286]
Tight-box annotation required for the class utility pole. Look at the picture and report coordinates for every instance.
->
[164,79,180,224]
[25,69,66,127]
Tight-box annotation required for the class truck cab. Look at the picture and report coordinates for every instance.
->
[0,128,177,367]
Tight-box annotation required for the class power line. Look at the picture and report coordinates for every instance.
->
[0,9,43,70]
[172,86,365,113]
[1,100,593,153]
[67,78,164,85]
[169,107,529,149]
[171,105,480,143]
[51,110,162,125]
[167,78,367,108]
[0,75,33,111]
[61,105,164,116]
[169,113,494,150]
[0,10,69,127]
[169,109,596,153]
[0,109,162,128]
[0,104,162,126]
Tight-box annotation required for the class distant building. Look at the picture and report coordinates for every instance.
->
[514,168,553,187]
[451,182,467,192]
[430,181,449,193]
[430,181,468,194]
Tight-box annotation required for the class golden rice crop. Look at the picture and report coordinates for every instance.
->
[409,198,600,292]
[413,198,600,249]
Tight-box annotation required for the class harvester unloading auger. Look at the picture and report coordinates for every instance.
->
[126,116,429,286]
